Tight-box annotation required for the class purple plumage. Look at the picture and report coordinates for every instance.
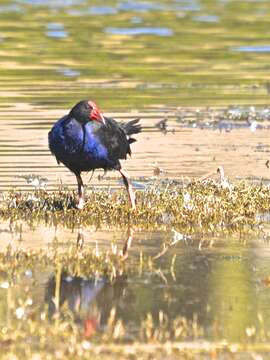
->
[48,100,141,209]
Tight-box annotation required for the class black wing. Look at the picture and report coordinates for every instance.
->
[95,117,132,162]
[120,118,141,136]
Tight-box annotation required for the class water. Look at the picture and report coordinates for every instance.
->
[105,27,174,36]
[192,14,220,23]
[1,226,270,346]
[88,6,118,15]
[1,106,270,191]
[232,46,270,53]
[46,23,68,38]
[1,0,270,111]
[1,0,270,357]
[56,67,81,77]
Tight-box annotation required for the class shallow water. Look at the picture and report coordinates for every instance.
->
[1,0,270,110]
[1,0,270,190]
[2,226,270,346]
[1,105,270,191]
[1,1,270,190]
[1,0,270,356]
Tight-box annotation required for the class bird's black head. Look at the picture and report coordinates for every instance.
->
[69,100,105,124]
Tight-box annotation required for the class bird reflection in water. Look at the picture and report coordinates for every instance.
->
[45,272,134,338]
[46,228,135,337]
[76,227,134,260]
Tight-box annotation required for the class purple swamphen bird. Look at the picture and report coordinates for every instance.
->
[48,100,141,209]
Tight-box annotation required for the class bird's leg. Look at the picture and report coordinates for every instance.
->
[217,166,225,183]
[76,174,84,210]
[76,227,84,248]
[98,169,107,181]
[101,168,107,179]
[88,169,95,183]
[121,227,134,259]
[119,168,136,210]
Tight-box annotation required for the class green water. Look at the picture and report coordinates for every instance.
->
[1,0,270,110]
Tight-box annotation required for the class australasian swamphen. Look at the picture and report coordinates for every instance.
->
[48,100,141,209]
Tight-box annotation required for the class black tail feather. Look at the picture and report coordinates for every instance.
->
[121,118,142,136]
[128,137,136,144]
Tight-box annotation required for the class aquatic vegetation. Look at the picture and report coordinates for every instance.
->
[175,106,270,128]
[0,176,269,359]
[0,245,203,358]
[16,174,48,189]
[0,240,269,359]
[0,180,269,233]
[2,0,270,357]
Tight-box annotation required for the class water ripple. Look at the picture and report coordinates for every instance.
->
[46,23,68,39]
[232,45,270,53]
[56,68,81,77]
[192,14,220,23]
[88,6,118,15]
[17,0,85,7]
[105,27,174,37]
[118,1,164,12]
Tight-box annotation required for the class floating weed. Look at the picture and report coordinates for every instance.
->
[1,181,270,235]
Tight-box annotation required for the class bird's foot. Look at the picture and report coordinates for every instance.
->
[130,203,136,211]
[77,197,84,210]
[97,169,107,181]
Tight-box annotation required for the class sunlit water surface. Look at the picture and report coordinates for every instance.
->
[1,0,270,355]
[2,225,270,348]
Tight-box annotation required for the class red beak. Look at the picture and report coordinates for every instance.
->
[88,101,105,124]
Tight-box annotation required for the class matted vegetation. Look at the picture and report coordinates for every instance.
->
[0,174,270,359]
[0,180,269,234]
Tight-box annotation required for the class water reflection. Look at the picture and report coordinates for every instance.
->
[76,227,134,259]
[174,0,201,12]
[0,226,269,344]
[105,27,173,37]
[45,273,132,337]
[46,23,68,39]
[88,6,118,15]
[232,45,270,53]
[0,4,22,13]
[192,14,220,23]
[17,0,85,7]
[40,238,261,342]
[56,67,81,77]
[117,1,164,12]
[1,0,270,113]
